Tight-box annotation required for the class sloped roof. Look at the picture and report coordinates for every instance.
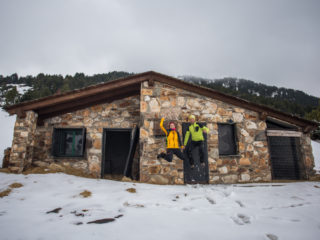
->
[4,71,319,131]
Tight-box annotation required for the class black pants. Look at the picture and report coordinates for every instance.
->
[188,141,205,165]
[159,148,185,162]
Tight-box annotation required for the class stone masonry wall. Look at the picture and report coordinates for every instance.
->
[32,95,140,177]
[9,111,37,173]
[7,81,315,183]
[300,133,316,178]
[140,81,272,184]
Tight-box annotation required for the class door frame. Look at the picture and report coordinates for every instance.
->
[182,122,209,184]
[267,135,302,180]
[266,118,304,180]
[101,128,132,178]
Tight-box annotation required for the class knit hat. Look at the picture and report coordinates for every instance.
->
[188,114,195,120]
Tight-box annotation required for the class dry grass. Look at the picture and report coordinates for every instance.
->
[80,190,92,198]
[309,175,320,181]
[22,166,95,179]
[103,174,124,181]
[126,188,136,193]
[9,182,23,188]
[123,201,144,208]
[0,188,12,198]
[22,167,57,175]
[0,168,11,173]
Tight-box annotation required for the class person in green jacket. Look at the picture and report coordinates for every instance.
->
[183,114,209,168]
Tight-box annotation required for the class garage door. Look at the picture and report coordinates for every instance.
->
[268,136,300,180]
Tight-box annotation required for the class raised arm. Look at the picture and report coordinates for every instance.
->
[160,117,168,136]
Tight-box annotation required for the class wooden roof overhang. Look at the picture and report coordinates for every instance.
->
[4,71,319,132]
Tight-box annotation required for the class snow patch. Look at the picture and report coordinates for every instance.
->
[7,84,32,94]
[312,141,320,173]
[0,110,15,167]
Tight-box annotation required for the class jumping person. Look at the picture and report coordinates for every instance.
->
[157,117,185,162]
[183,114,209,168]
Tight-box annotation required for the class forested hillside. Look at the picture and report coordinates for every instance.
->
[181,76,320,121]
[0,71,132,106]
[0,72,319,122]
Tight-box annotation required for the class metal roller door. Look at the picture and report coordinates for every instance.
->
[268,136,300,180]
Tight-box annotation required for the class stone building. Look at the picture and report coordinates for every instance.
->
[4,71,319,184]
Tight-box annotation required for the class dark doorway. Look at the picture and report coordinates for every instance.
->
[268,136,300,180]
[267,118,301,180]
[102,128,132,179]
[182,122,209,184]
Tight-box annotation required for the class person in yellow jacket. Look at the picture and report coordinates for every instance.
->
[157,117,185,162]
[183,114,209,168]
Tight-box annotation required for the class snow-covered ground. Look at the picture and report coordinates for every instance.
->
[312,141,320,173]
[0,110,15,166]
[0,173,319,240]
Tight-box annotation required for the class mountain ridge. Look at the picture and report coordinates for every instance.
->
[0,71,319,121]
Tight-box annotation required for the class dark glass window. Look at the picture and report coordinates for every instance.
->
[218,123,237,155]
[52,128,86,157]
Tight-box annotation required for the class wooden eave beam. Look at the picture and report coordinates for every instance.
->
[16,108,26,118]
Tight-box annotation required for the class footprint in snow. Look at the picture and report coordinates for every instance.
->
[290,196,304,201]
[264,202,310,210]
[285,202,310,208]
[231,213,251,225]
[182,206,195,211]
[265,233,278,240]
[123,201,145,208]
[235,200,245,208]
[222,190,233,197]
[206,197,216,205]
[290,219,300,222]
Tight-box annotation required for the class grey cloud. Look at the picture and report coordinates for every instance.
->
[0,0,319,97]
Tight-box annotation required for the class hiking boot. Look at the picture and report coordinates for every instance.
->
[157,153,166,160]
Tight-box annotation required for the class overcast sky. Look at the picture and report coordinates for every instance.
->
[0,0,319,97]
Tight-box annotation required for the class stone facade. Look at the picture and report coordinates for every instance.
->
[300,133,316,178]
[2,147,11,168]
[6,79,316,184]
[9,111,37,173]
[10,95,140,177]
[140,80,272,184]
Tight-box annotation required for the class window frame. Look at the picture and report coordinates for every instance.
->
[52,128,86,158]
[218,123,238,156]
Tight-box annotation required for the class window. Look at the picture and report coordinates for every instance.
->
[218,123,237,155]
[52,128,86,157]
